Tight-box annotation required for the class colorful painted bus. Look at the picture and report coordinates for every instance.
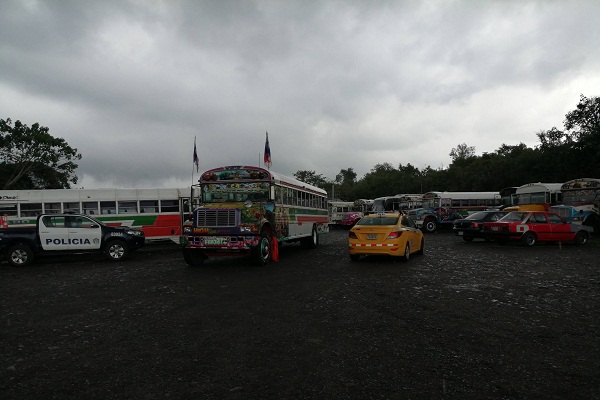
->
[407,191,501,233]
[504,182,563,212]
[0,188,192,241]
[550,178,600,233]
[180,166,329,266]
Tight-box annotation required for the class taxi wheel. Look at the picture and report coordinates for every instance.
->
[416,238,424,255]
[402,243,410,262]
[521,232,537,247]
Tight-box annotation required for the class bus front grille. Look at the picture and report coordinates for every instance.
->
[196,209,238,227]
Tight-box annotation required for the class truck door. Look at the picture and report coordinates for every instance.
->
[40,216,70,251]
[66,216,102,250]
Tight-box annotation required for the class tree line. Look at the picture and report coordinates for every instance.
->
[294,95,600,201]
[1,95,598,193]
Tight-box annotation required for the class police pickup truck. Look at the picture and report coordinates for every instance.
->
[1,213,145,267]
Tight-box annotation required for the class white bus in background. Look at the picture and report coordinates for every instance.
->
[504,182,563,212]
[328,201,356,226]
[0,188,195,242]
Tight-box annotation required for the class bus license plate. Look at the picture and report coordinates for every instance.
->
[367,234,377,240]
[203,236,228,245]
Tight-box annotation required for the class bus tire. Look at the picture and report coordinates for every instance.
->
[521,232,537,247]
[104,239,129,261]
[574,231,589,246]
[183,249,206,266]
[301,225,318,249]
[253,231,271,266]
[349,254,360,261]
[423,218,437,233]
[7,243,34,267]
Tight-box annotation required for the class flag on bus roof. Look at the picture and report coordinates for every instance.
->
[264,131,271,168]
[193,137,199,172]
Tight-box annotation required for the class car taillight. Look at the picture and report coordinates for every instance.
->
[472,222,479,228]
[349,231,357,239]
[387,231,403,239]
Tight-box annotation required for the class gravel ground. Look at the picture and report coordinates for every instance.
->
[1,230,599,400]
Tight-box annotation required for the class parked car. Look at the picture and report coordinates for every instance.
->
[1,213,145,267]
[348,212,424,261]
[453,210,508,241]
[482,211,591,246]
[340,211,363,228]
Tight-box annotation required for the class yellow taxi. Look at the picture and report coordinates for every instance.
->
[348,212,424,261]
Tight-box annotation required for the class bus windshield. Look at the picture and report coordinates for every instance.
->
[201,182,270,203]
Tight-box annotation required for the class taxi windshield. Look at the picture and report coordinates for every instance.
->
[356,216,399,226]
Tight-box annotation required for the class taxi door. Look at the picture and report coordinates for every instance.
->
[66,216,102,250]
[39,216,70,251]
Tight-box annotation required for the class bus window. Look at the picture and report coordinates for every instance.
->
[140,200,159,213]
[0,203,18,216]
[160,199,179,213]
[83,201,99,215]
[100,201,117,215]
[21,203,42,217]
[44,202,61,214]
[64,202,81,213]
[118,201,138,214]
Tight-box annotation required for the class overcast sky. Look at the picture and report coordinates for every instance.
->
[1,0,599,189]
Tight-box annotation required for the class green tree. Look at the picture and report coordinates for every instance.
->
[0,118,81,189]
[293,170,329,189]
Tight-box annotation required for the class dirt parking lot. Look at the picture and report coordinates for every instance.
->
[1,229,599,399]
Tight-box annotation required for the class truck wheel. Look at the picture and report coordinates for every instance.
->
[104,240,129,261]
[253,231,271,266]
[183,249,206,266]
[423,218,437,233]
[7,244,34,267]
[300,225,318,249]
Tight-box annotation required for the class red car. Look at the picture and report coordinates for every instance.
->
[482,211,591,246]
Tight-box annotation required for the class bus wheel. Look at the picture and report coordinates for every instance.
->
[521,232,537,247]
[7,244,34,267]
[253,231,271,266]
[105,240,129,261]
[183,249,206,266]
[423,219,437,233]
[574,231,589,246]
[301,225,318,249]
[349,254,360,261]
